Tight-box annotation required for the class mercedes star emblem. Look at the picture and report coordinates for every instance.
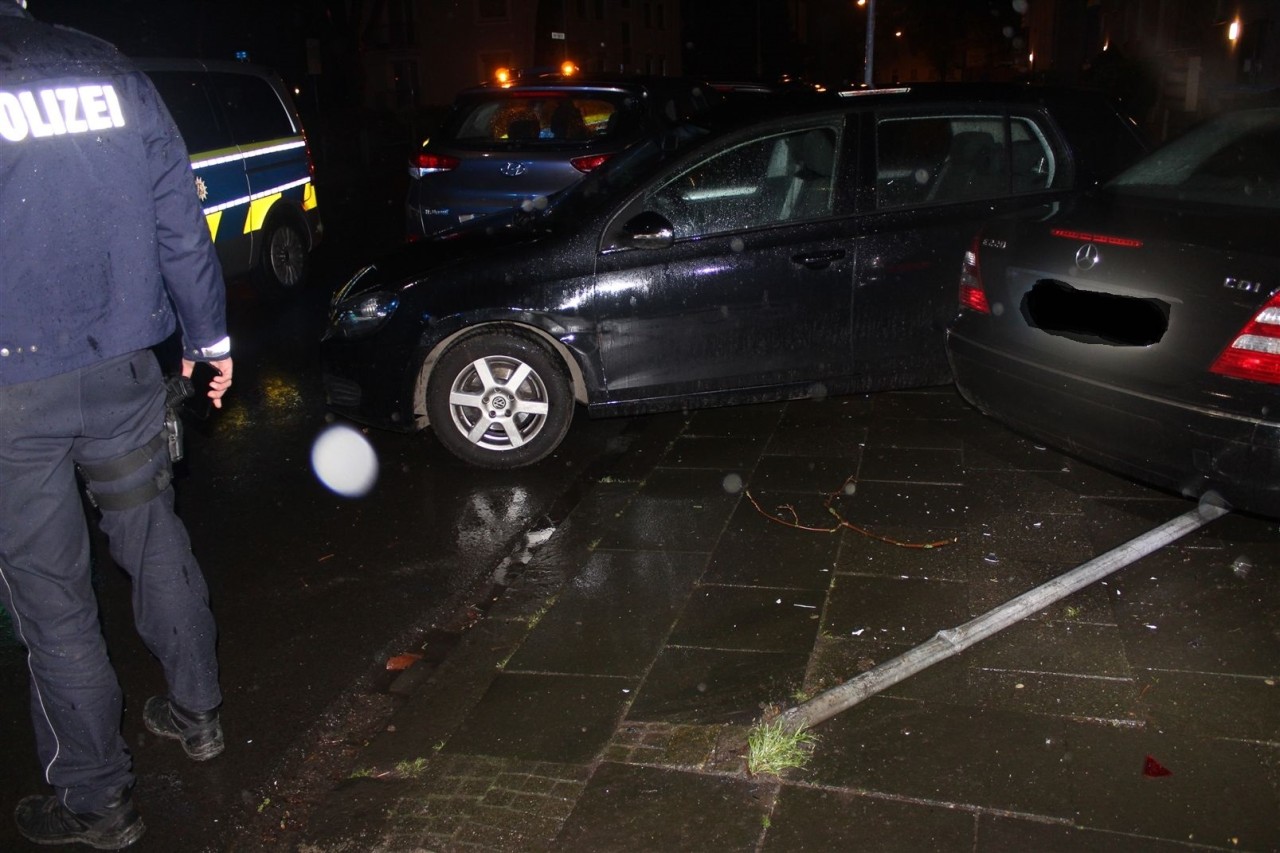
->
[1075,243,1100,271]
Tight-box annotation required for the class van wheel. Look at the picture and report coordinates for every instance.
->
[426,331,573,469]
[258,217,310,291]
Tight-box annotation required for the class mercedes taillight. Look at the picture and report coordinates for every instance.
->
[1210,291,1280,385]
[958,234,991,314]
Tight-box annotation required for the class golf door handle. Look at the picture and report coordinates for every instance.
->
[791,249,846,270]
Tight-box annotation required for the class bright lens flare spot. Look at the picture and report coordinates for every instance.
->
[311,424,379,497]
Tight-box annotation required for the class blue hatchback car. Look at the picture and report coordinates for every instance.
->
[405,69,726,240]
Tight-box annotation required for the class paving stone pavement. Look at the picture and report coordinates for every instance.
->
[294,388,1280,852]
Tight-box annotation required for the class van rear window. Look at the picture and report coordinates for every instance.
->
[209,72,296,143]
[146,69,297,153]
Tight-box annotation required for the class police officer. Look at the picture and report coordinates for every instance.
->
[0,1,233,848]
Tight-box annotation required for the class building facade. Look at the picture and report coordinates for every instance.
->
[1025,0,1280,139]
[359,0,684,111]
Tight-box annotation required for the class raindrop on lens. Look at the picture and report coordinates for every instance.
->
[723,473,744,494]
[730,237,745,253]
[311,424,379,498]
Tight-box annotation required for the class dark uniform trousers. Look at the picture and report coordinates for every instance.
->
[0,350,221,813]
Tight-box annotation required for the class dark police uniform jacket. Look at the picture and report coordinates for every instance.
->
[0,5,228,387]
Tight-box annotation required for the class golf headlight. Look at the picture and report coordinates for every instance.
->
[331,290,400,339]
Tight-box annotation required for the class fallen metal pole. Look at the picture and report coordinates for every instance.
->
[778,496,1230,733]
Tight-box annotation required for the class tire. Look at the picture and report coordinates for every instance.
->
[257,216,310,292]
[426,331,573,469]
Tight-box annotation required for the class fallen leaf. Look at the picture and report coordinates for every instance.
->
[385,652,423,671]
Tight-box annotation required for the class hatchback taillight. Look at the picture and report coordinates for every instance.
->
[413,152,459,173]
[1210,292,1280,384]
[958,234,990,314]
[570,153,611,173]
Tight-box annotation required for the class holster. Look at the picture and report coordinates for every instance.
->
[164,374,194,463]
[77,375,192,512]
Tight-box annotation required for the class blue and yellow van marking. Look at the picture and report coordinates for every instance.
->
[189,135,317,242]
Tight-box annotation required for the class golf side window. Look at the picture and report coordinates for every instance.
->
[875,114,1059,209]
[649,126,840,238]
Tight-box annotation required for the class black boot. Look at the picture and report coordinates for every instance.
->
[143,696,224,761]
[14,792,145,850]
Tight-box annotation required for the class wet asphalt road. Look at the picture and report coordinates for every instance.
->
[0,191,632,851]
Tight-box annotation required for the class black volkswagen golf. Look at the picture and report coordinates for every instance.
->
[324,84,1147,468]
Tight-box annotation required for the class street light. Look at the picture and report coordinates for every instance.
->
[861,0,876,85]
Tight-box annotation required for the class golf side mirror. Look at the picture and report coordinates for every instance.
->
[621,211,674,250]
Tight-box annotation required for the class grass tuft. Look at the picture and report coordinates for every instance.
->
[395,758,429,778]
[747,720,817,776]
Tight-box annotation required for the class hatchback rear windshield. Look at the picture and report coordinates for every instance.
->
[441,90,644,148]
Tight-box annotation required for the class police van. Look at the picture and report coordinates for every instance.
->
[136,58,322,292]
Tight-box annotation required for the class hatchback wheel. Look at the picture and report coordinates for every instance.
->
[427,331,573,468]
